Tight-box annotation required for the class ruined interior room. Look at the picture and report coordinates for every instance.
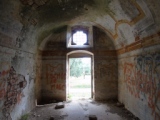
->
[0,0,160,120]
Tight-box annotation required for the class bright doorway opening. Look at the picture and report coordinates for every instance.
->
[68,57,91,100]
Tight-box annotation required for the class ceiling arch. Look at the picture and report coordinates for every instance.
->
[2,0,158,51]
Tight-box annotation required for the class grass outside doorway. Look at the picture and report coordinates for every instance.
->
[68,58,91,100]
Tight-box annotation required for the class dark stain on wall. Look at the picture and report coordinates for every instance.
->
[93,26,115,50]
[19,0,95,26]
[15,26,28,48]
[37,0,95,24]
[53,25,67,34]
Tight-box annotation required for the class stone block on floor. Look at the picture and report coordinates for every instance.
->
[89,115,97,120]
[49,116,54,120]
[55,102,65,109]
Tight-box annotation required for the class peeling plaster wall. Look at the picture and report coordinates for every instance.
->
[0,47,36,120]
[118,45,160,120]
[0,1,37,120]
[38,26,118,102]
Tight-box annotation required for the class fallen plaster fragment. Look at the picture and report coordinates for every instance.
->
[55,102,65,109]
[89,115,97,120]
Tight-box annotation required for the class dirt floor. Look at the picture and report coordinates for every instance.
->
[28,99,139,120]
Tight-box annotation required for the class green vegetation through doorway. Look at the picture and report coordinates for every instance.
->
[68,57,91,100]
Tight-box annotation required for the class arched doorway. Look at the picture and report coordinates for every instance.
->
[66,50,94,100]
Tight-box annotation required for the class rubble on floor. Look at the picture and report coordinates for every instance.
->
[89,115,97,120]
[55,102,65,109]
[28,99,139,120]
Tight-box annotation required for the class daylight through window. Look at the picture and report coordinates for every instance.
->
[73,31,87,45]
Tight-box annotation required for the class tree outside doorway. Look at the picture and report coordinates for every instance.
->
[68,57,91,100]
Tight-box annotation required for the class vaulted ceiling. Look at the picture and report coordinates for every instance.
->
[1,0,160,51]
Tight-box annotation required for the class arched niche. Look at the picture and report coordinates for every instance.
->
[36,23,118,104]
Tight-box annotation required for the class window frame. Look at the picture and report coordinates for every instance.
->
[66,25,93,48]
